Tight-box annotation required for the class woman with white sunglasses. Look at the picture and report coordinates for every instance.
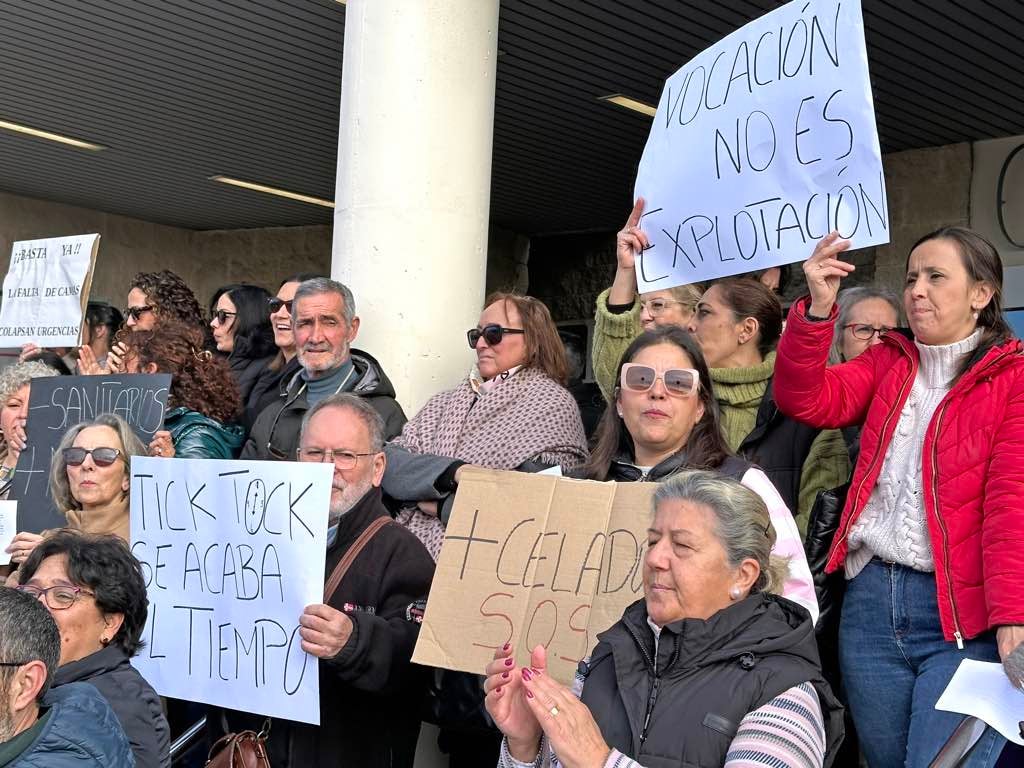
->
[582,325,818,621]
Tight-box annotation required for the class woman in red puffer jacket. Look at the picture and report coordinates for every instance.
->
[773,227,1023,768]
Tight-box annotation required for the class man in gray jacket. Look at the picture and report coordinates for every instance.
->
[0,587,133,767]
[242,277,406,461]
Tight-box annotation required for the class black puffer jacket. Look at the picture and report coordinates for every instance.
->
[580,594,844,768]
[52,645,170,768]
[241,349,406,461]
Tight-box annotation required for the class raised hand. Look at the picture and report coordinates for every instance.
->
[609,198,652,305]
[77,345,110,376]
[484,644,546,761]
[107,341,128,374]
[520,664,610,768]
[803,232,856,317]
[148,430,175,458]
[17,343,40,363]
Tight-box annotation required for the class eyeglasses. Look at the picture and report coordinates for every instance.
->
[125,305,153,322]
[466,325,525,349]
[211,309,237,325]
[63,446,124,467]
[843,323,893,341]
[296,448,377,469]
[620,363,699,397]
[639,298,692,317]
[268,297,293,314]
[17,584,95,610]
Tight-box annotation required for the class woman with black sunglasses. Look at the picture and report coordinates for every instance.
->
[208,284,278,420]
[246,273,323,426]
[582,325,817,620]
[4,414,146,568]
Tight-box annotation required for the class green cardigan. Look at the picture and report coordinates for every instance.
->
[592,287,642,402]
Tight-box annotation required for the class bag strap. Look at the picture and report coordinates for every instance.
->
[324,516,392,603]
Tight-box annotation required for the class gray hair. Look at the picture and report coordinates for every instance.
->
[0,361,59,404]
[292,278,356,327]
[652,470,789,595]
[300,393,385,453]
[0,587,60,704]
[829,286,902,365]
[49,414,147,512]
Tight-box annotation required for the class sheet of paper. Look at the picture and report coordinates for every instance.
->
[0,502,15,566]
[633,0,888,291]
[935,659,1024,746]
[538,465,563,476]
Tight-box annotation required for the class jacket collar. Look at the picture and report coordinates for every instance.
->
[52,644,128,687]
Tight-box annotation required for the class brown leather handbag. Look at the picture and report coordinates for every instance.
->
[205,719,271,768]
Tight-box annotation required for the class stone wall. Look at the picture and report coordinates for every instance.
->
[528,142,974,321]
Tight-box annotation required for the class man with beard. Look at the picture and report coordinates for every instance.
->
[218,393,434,767]
[0,586,134,766]
[241,277,406,461]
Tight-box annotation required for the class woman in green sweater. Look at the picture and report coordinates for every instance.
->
[688,277,849,533]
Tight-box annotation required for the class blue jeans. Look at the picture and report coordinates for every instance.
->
[839,559,1006,768]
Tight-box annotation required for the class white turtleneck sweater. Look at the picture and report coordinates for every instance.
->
[845,329,982,579]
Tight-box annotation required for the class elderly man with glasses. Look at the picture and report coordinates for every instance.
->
[218,393,434,768]
[241,277,406,462]
[0,586,133,766]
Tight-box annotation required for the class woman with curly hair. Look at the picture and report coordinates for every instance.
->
[125,270,205,331]
[118,321,245,459]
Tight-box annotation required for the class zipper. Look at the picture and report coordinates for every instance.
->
[623,621,661,748]
[928,349,1011,650]
[833,341,916,556]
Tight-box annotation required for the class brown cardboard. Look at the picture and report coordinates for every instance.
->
[412,468,656,684]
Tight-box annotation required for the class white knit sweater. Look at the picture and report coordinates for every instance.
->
[845,330,982,579]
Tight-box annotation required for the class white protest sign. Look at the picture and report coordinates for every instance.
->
[634,0,887,291]
[0,502,15,566]
[0,234,100,346]
[129,457,333,725]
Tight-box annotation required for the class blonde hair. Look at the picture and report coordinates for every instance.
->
[49,415,146,511]
[652,470,789,594]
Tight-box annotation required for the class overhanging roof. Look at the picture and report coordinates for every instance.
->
[0,0,1021,235]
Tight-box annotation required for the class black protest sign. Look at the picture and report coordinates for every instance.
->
[11,374,171,532]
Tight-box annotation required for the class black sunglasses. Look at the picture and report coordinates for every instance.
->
[125,305,153,322]
[63,446,124,467]
[268,297,293,314]
[211,309,237,325]
[466,324,525,349]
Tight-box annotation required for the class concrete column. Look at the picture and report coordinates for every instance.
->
[331,0,500,415]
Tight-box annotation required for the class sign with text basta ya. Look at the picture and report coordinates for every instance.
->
[633,0,888,292]
[0,233,100,347]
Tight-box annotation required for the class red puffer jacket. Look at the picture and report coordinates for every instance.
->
[774,297,1024,645]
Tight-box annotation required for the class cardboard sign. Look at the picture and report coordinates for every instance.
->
[11,374,171,533]
[633,0,887,291]
[413,469,656,684]
[130,457,332,725]
[0,234,100,346]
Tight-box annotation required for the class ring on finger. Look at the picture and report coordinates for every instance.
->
[549,705,559,717]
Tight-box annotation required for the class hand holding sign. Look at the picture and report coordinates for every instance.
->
[803,232,855,317]
[299,604,354,659]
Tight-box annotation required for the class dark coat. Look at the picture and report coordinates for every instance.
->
[241,349,407,461]
[244,356,302,429]
[580,594,844,768]
[219,486,435,767]
[8,681,135,767]
[165,407,245,459]
[228,352,276,406]
[53,645,170,768]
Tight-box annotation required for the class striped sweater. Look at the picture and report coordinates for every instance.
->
[499,675,825,768]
